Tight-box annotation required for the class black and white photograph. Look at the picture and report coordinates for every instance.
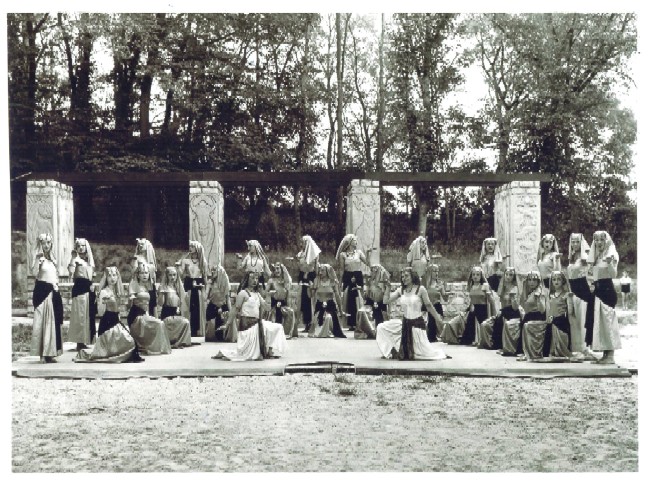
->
[3,0,644,477]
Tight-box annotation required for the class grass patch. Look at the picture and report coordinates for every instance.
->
[337,387,357,397]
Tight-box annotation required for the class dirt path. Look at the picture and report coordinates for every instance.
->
[12,374,637,472]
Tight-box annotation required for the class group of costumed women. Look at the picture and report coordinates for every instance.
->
[30,229,623,365]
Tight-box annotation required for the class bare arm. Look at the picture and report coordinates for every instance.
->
[419,287,442,323]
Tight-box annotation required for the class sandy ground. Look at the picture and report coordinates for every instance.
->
[12,374,637,473]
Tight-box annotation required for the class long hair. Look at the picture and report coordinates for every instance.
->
[548,270,570,296]
[98,266,125,297]
[400,267,421,290]
[300,235,321,265]
[74,238,95,268]
[34,233,56,267]
[422,263,440,289]
[496,266,520,300]
[480,237,503,264]
[335,234,358,261]
[466,265,487,288]
[189,240,209,278]
[521,270,543,302]
[160,266,185,297]
[587,230,619,271]
[537,234,559,261]
[407,236,429,264]
[568,233,590,263]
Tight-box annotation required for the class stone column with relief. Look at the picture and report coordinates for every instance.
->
[494,181,541,277]
[189,181,224,269]
[346,179,381,267]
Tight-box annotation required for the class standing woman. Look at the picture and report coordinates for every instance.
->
[205,265,232,342]
[364,263,391,325]
[296,235,320,332]
[68,238,97,351]
[422,263,448,342]
[31,233,64,363]
[480,237,503,292]
[237,240,272,290]
[310,264,347,338]
[158,266,193,348]
[537,234,561,289]
[178,240,208,338]
[406,235,430,279]
[133,238,158,316]
[376,267,447,361]
[587,231,622,364]
[76,266,139,363]
[267,262,297,338]
[566,233,596,359]
[485,267,521,351]
[459,266,493,346]
[336,234,370,331]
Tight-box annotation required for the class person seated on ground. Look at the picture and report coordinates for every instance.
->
[508,270,547,359]
[237,240,272,290]
[455,266,494,346]
[205,264,232,342]
[294,235,320,332]
[212,272,286,361]
[566,233,597,360]
[356,263,391,339]
[422,263,448,342]
[406,235,430,279]
[68,237,97,351]
[480,237,504,293]
[132,238,158,317]
[267,262,297,338]
[31,233,63,364]
[336,234,371,331]
[537,234,562,289]
[376,267,448,361]
[76,266,141,363]
[177,240,208,338]
[483,266,521,352]
[158,266,192,348]
[586,230,622,365]
[619,270,631,311]
[126,262,172,356]
[309,264,347,338]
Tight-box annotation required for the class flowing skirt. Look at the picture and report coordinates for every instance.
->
[75,324,136,363]
[309,313,334,338]
[128,306,172,355]
[460,304,488,345]
[592,279,621,351]
[489,306,521,351]
[549,315,572,358]
[217,321,287,361]
[376,318,447,360]
[31,281,63,358]
[522,318,553,360]
[298,271,316,328]
[183,277,206,337]
[439,314,466,345]
[271,299,298,338]
[426,302,444,342]
[68,278,97,345]
[569,277,591,352]
[354,308,377,339]
[314,300,346,338]
[342,270,363,329]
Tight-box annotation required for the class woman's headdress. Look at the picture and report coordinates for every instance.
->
[407,235,430,263]
[335,234,358,260]
[496,266,521,300]
[189,240,209,278]
[480,237,502,263]
[134,238,157,270]
[300,235,321,265]
[537,234,559,261]
[160,266,184,297]
[34,233,56,265]
[466,265,487,287]
[568,233,590,262]
[587,231,619,271]
[75,237,95,268]
[98,266,124,297]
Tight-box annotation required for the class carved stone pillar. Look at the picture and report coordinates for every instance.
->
[189,181,224,268]
[346,179,381,266]
[26,180,74,278]
[494,181,541,276]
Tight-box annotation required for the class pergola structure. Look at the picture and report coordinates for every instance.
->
[20,171,550,280]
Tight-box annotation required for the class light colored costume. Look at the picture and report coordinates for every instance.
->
[566,233,591,354]
[68,238,96,346]
[133,238,158,317]
[309,264,347,338]
[158,267,192,348]
[179,241,208,337]
[268,263,297,338]
[480,237,503,296]
[297,235,320,330]
[376,284,447,361]
[537,234,561,288]
[406,236,430,278]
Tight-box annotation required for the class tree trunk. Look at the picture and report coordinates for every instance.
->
[375,13,386,171]
[336,14,343,168]
[294,185,302,245]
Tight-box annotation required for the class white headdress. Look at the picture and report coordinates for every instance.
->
[407,236,430,264]
[75,237,95,268]
[480,237,502,264]
[189,240,209,278]
[300,235,321,265]
[587,231,619,271]
[336,234,358,261]
[568,233,590,262]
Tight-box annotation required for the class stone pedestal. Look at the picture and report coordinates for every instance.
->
[189,181,224,269]
[26,180,74,278]
[346,179,381,266]
[494,181,541,276]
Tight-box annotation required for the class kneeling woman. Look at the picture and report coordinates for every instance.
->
[376,267,447,361]
[309,264,347,338]
[127,263,172,355]
[158,266,193,348]
[213,272,286,361]
[485,267,521,351]
[510,271,547,358]
[76,266,140,363]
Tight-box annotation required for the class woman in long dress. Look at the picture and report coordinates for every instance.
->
[587,230,622,364]
[486,267,521,352]
[212,272,286,361]
[158,266,193,348]
[537,234,561,289]
[126,262,172,355]
[205,265,232,342]
[31,233,63,363]
[309,264,347,338]
[406,235,430,279]
[296,235,320,332]
[67,238,97,351]
[357,263,391,333]
[132,238,158,317]
[422,263,447,342]
[75,266,140,363]
[177,240,208,337]
[513,271,548,358]
[450,266,494,346]
[480,237,503,293]
[267,262,297,338]
[376,267,447,361]
[336,234,370,331]
[566,233,597,360]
